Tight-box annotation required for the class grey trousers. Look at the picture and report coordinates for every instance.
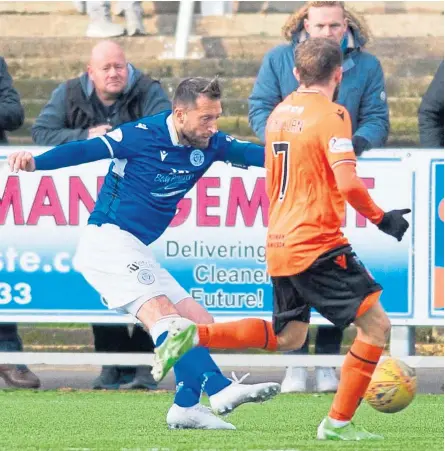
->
[86,1,143,22]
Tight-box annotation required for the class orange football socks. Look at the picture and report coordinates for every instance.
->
[329,339,384,422]
[196,318,278,351]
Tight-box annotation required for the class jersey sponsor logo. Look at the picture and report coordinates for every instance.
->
[190,149,205,167]
[154,170,194,187]
[160,150,168,161]
[275,104,304,115]
[137,269,155,285]
[151,169,194,197]
[329,137,353,154]
[106,128,123,142]
[151,189,188,198]
[135,123,148,130]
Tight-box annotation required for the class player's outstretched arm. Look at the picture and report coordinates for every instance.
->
[333,163,410,241]
[324,109,410,242]
[218,134,264,168]
[8,137,112,173]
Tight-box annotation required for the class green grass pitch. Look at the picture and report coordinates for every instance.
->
[0,391,442,451]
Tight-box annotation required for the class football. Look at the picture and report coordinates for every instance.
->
[364,357,417,413]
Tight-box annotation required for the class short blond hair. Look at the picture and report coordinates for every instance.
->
[295,37,343,87]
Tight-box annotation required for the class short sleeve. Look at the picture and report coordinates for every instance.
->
[321,108,356,169]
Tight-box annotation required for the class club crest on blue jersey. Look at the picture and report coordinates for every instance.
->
[190,149,205,167]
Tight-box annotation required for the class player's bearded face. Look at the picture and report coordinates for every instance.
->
[182,126,211,149]
[181,97,223,149]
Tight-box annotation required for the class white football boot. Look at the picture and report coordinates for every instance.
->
[209,372,280,415]
[166,403,236,430]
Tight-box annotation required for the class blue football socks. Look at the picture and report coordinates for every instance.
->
[156,332,231,406]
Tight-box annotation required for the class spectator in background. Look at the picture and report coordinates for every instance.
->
[74,1,145,38]
[418,61,444,148]
[248,1,389,394]
[419,61,444,376]
[0,57,24,144]
[32,40,171,389]
[0,56,40,389]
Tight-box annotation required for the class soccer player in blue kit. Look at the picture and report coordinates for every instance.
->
[8,77,280,430]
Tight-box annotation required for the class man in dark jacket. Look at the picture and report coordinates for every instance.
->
[0,56,40,389]
[418,61,444,148]
[32,41,170,146]
[32,40,171,390]
[248,1,390,394]
[0,57,25,144]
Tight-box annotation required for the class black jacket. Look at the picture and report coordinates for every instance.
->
[418,61,444,148]
[32,64,171,146]
[64,74,156,130]
[0,57,25,144]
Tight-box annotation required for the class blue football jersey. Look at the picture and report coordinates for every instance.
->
[34,110,264,245]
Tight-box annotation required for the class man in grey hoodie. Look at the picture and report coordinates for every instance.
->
[32,41,171,390]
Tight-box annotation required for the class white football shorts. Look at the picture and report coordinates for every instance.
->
[73,224,190,316]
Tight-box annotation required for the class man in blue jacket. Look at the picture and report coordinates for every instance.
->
[248,1,389,394]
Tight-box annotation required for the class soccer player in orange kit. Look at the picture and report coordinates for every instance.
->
[155,38,410,441]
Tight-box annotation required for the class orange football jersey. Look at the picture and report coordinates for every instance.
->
[265,89,356,276]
